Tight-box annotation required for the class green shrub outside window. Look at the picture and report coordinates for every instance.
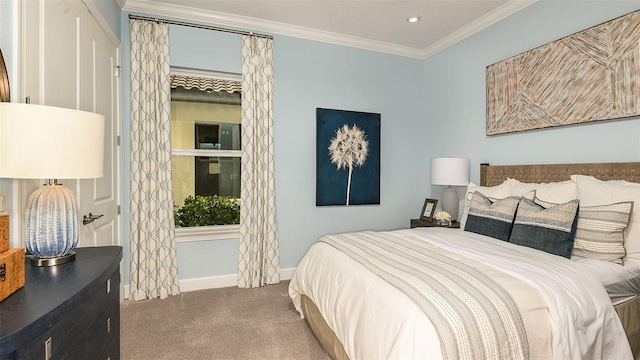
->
[174,195,240,227]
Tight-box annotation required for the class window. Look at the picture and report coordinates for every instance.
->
[170,68,242,241]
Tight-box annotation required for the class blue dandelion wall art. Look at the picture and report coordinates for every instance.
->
[316,108,380,206]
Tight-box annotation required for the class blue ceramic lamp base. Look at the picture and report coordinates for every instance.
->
[25,182,79,267]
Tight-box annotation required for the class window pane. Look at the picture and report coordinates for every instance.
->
[172,155,241,227]
[170,87,241,151]
[195,123,241,151]
[172,155,241,207]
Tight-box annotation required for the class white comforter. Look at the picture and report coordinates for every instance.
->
[289,227,633,360]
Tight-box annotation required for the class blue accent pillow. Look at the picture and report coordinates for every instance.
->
[509,198,579,258]
[464,192,521,241]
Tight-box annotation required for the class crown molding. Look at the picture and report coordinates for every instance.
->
[122,0,425,58]
[122,0,537,60]
[421,0,537,59]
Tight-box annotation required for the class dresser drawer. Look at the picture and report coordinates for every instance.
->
[99,330,120,360]
[66,294,119,359]
[12,269,119,359]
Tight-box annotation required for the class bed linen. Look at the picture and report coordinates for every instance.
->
[320,231,530,359]
[299,294,639,360]
[572,256,640,305]
[289,227,633,360]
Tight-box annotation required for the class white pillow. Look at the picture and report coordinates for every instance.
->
[509,179,577,204]
[460,179,513,229]
[571,174,640,264]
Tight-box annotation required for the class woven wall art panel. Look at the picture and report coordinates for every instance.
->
[486,10,640,136]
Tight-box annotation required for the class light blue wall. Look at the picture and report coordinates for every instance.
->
[424,1,640,185]
[272,37,426,269]
[120,14,425,282]
[92,0,122,38]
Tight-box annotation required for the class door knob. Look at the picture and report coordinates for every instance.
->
[82,213,103,225]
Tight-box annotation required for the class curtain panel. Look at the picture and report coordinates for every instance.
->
[238,35,280,288]
[129,19,180,300]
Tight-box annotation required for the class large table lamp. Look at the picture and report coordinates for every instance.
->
[430,157,470,221]
[0,103,105,266]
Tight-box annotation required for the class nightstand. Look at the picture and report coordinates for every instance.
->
[410,219,461,229]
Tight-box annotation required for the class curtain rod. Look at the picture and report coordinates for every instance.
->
[128,14,273,40]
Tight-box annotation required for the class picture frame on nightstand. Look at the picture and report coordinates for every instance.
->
[420,198,438,221]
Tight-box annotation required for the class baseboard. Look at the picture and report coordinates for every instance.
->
[123,267,296,299]
[279,267,296,281]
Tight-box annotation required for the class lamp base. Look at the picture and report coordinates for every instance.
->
[30,251,76,267]
[441,186,460,221]
[25,182,79,259]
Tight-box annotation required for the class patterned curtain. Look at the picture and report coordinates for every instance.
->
[238,35,280,288]
[129,19,180,300]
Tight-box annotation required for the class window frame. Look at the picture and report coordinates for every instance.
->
[170,67,242,243]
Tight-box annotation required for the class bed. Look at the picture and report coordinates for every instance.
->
[289,162,640,360]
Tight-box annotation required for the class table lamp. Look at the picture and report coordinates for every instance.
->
[0,103,104,266]
[430,157,470,221]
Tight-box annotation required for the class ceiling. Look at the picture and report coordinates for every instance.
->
[120,0,537,59]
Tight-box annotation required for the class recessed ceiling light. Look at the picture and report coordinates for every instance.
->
[406,16,421,23]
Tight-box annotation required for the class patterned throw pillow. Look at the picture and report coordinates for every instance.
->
[460,180,514,229]
[571,202,634,264]
[464,192,521,241]
[510,198,579,258]
[572,174,640,264]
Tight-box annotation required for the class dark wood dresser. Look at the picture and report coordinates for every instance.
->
[0,246,123,360]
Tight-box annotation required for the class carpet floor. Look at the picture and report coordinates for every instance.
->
[120,281,332,360]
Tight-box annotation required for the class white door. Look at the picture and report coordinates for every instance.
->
[20,0,121,248]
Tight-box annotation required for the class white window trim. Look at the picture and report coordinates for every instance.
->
[175,224,240,243]
[172,149,241,157]
[171,67,241,82]
[171,67,242,243]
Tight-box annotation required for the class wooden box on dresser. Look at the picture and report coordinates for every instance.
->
[0,246,123,360]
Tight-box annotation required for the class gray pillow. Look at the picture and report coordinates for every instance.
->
[509,198,579,258]
[464,192,521,241]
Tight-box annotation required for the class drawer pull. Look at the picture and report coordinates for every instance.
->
[107,317,111,333]
[45,337,52,360]
[106,278,111,293]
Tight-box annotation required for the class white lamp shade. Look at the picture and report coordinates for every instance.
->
[0,103,105,179]
[430,157,470,186]
[0,103,105,264]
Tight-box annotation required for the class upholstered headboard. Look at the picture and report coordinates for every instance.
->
[480,162,640,186]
